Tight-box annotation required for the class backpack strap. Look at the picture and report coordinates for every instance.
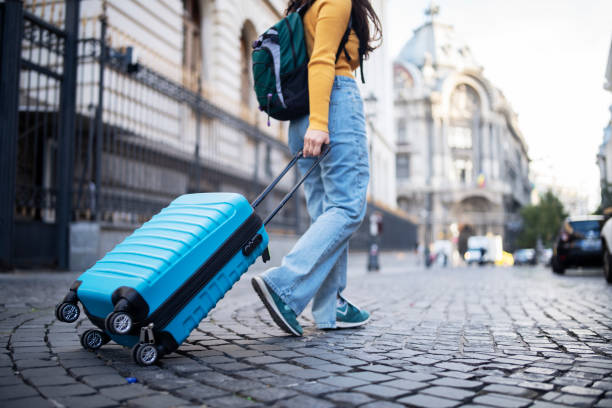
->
[358,45,366,84]
[335,16,352,63]
[336,14,366,84]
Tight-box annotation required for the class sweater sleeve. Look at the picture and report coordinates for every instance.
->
[307,0,352,133]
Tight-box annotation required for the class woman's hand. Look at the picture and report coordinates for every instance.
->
[303,129,330,157]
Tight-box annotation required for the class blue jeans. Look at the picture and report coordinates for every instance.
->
[262,76,369,328]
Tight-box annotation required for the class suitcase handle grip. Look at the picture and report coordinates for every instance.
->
[251,145,331,226]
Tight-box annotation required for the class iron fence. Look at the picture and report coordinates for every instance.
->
[1,1,304,269]
[1,0,79,268]
[72,17,302,230]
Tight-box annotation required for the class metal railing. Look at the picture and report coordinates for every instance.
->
[68,16,301,231]
[1,2,302,269]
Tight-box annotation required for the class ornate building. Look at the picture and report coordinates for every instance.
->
[393,6,531,251]
[597,37,612,208]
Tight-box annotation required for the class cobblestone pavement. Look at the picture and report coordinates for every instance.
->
[1,259,611,408]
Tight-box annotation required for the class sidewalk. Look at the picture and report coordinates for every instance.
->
[1,257,611,407]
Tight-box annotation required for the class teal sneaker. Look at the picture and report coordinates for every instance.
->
[252,276,303,336]
[336,297,370,328]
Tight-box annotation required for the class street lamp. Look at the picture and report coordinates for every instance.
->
[363,92,378,201]
[363,93,379,272]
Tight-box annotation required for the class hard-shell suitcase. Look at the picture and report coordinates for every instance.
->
[55,147,329,365]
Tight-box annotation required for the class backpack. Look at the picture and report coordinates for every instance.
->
[251,2,364,125]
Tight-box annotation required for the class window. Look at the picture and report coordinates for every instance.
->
[453,158,472,184]
[448,126,472,149]
[240,22,257,109]
[397,119,407,144]
[182,0,202,91]
[396,153,410,179]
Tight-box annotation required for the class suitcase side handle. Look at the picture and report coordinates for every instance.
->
[251,145,331,226]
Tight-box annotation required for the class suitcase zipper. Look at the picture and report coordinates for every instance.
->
[144,213,263,331]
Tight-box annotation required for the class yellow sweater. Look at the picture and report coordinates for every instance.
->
[303,0,360,133]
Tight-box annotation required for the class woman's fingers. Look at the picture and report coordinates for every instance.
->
[303,129,329,157]
[311,141,322,157]
[303,138,312,157]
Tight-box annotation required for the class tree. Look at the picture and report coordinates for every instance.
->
[517,190,567,248]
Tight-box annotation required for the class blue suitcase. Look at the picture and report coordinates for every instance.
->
[55,147,329,365]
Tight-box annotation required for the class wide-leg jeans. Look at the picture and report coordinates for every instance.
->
[262,76,370,328]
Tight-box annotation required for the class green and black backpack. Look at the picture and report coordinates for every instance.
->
[252,2,364,125]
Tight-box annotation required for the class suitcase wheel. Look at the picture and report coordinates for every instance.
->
[80,329,110,351]
[132,343,158,366]
[55,302,80,323]
[105,311,133,335]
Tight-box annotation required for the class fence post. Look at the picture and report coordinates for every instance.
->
[94,13,107,221]
[0,0,23,269]
[56,0,80,269]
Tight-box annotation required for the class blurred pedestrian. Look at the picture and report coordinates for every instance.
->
[252,0,382,335]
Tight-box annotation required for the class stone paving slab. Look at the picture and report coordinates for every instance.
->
[0,265,611,407]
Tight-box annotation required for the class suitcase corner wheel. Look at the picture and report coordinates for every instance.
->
[132,324,161,366]
[55,282,82,323]
[55,302,80,323]
[80,329,111,351]
[104,311,134,335]
[132,343,159,366]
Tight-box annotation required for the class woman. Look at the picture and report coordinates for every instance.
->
[252,0,382,336]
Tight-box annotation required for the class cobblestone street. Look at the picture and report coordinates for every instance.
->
[1,256,611,408]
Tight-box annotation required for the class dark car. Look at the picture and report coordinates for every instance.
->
[551,216,604,274]
[514,248,537,266]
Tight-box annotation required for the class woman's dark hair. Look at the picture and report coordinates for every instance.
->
[286,0,382,58]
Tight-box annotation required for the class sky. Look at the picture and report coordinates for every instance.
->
[386,0,612,213]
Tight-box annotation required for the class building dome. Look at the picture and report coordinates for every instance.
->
[398,19,481,72]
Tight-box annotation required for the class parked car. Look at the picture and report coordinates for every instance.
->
[551,216,603,274]
[513,248,537,266]
[598,209,612,283]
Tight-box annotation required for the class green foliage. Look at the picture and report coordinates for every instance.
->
[517,190,567,248]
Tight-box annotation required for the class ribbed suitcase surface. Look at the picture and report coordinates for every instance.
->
[72,193,267,351]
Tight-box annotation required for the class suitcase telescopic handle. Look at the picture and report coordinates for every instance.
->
[251,144,331,226]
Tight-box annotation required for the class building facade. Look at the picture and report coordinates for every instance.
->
[597,37,612,208]
[1,0,414,269]
[393,8,531,251]
[358,0,397,209]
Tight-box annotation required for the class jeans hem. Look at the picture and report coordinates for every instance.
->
[262,273,302,316]
[316,322,337,329]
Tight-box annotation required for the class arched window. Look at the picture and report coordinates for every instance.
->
[183,0,202,91]
[449,84,480,184]
[240,21,258,109]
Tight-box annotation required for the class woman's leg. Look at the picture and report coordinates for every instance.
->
[262,79,369,321]
[311,243,348,328]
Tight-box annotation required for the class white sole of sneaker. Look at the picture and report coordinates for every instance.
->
[251,276,302,336]
[335,315,371,329]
